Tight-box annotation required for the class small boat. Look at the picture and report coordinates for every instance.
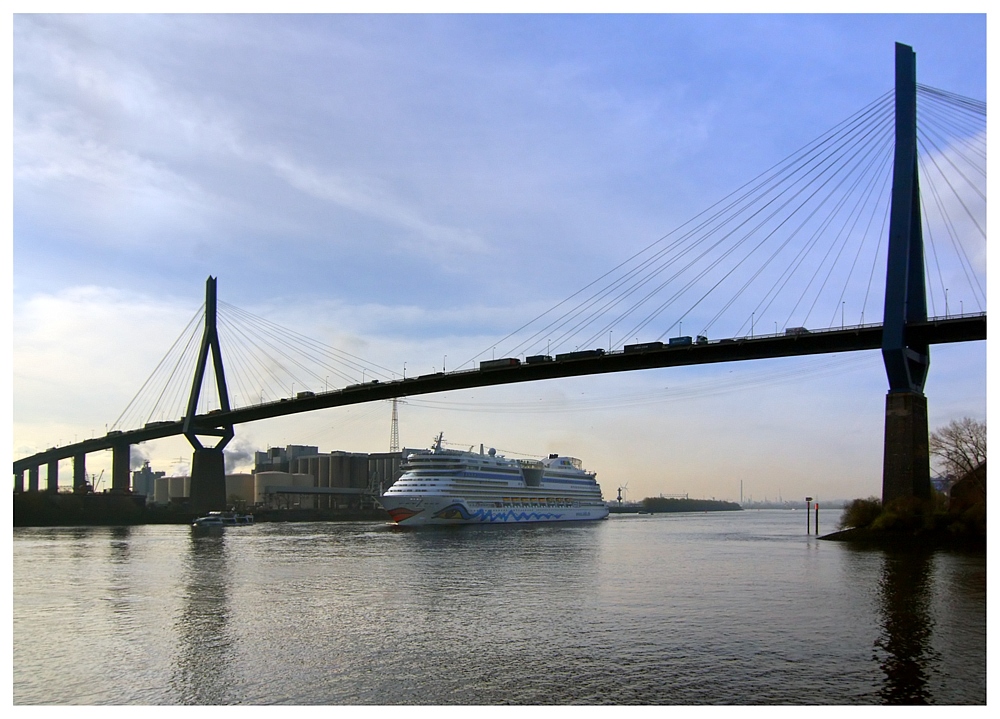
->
[192,511,254,528]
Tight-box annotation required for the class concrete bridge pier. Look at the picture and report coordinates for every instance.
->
[882,391,931,504]
[14,470,24,493]
[189,447,227,514]
[46,459,59,493]
[112,443,131,492]
[73,454,88,493]
[28,466,39,492]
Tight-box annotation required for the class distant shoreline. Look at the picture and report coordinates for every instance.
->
[610,497,742,514]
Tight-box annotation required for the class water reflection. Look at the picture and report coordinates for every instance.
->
[872,548,940,704]
[106,527,137,628]
[170,531,236,704]
[108,526,132,562]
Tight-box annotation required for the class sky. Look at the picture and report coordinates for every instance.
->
[8,11,989,504]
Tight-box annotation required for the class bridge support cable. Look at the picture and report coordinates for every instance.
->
[791,141,895,329]
[459,91,896,365]
[470,72,982,369]
[217,307,358,392]
[528,96,894,355]
[914,83,986,316]
[215,300,397,398]
[216,311,305,402]
[111,305,204,431]
[702,131,895,338]
[919,173,985,314]
[823,157,896,328]
[611,100,895,344]
[593,97,895,347]
[916,145,986,310]
[858,194,893,325]
[220,300,397,380]
[102,279,405,443]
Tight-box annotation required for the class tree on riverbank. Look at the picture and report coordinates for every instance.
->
[833,417,986,540]
[930,417,986,480]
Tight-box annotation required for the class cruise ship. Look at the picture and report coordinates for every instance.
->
[379,434,609,526]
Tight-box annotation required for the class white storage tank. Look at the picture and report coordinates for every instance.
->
[168,476,187,501]
[255,471,292,505]
[226,473,255,503]
[154,476,170,505]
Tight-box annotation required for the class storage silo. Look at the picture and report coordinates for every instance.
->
[330,453,349,488]
[315,454,331,509]
[154,476,170,505]
[168,476,187,501]
[292,472,315,509]
[255,470,292,506]
[226,473,255,504]
[349,454,368,489]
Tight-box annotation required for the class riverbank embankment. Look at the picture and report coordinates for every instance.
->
[13,492,388,527]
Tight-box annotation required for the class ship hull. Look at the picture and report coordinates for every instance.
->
[380,494,609,526]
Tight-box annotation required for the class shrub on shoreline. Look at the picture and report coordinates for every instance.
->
[837,496,883,530]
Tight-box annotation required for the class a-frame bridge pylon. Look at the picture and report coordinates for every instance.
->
[185,276,235,513]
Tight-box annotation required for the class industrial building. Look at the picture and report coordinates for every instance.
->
[129,444,414,511]
[255,446,412,510]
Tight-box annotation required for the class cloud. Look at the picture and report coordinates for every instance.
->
[263,151,488,256]
[130,446,150,471]
[224,437,257,474]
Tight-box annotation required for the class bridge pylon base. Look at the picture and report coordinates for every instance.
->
[882,390,931,505]
[189,447,228,514]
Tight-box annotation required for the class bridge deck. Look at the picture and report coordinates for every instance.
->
[12,314,985,474]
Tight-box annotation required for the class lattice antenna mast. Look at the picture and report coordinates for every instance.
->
[389,398,400,453]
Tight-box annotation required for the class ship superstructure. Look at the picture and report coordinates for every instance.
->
[379,433,608,525]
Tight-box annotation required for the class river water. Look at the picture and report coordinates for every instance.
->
[12,511,985,705]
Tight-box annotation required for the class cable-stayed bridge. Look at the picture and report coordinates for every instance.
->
[13,44,986,511]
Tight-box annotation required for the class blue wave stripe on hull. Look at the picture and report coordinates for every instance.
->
[431,503,568,522]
